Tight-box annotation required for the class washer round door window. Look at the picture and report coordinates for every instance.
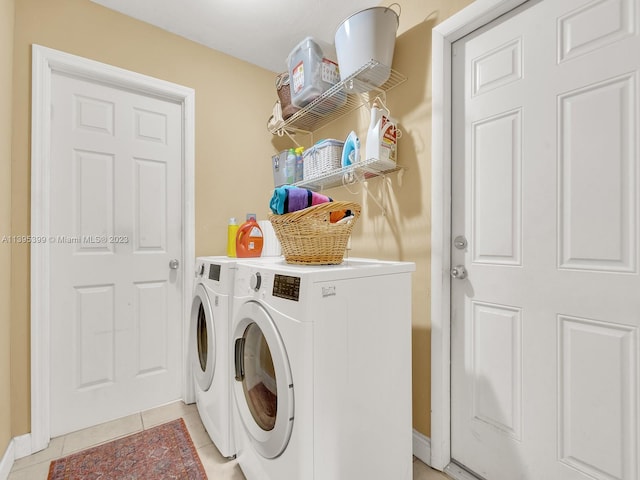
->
[190,283,215,391]
[233,300,293,459]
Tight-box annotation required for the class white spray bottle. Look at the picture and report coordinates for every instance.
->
[365,99,397,168]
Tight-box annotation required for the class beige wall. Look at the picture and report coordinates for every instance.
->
[1,0,15,457]
[311,0,473,435]
[387,0,476,435]
[8,0,473,445]
[11,0,278,437]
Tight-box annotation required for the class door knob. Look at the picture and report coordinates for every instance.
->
[450,265,467,280]
[169,259,180,270]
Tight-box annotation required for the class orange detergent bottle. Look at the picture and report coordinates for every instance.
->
[236,214,264,258]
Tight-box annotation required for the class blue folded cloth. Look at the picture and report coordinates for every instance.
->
[269,185,294,215]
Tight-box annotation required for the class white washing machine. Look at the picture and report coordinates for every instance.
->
[191,256,238,458]
[190,255,283,458]
[230,258,415,480]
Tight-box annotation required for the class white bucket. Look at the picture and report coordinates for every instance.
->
[258,220,281,257]
[334,4,400,92]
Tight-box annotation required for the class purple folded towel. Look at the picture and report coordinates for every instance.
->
[269,186,333,214]
[288,187,310,212]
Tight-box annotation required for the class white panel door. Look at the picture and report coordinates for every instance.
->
[49,72,183,436]
[451,0,639,479]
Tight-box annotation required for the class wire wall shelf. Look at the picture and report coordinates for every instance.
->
[269,60,407,135]
[293,157,403,191]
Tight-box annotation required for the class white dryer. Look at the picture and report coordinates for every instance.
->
[230,258,415,480]
[191,256,238,458]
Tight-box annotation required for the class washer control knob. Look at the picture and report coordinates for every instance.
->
[250,272,262,291]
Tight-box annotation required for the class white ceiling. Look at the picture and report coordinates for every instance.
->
[90,0,381,73]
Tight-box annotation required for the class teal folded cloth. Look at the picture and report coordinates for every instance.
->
[269,185,294,215]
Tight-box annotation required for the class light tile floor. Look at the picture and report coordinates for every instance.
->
[8,401,450,480]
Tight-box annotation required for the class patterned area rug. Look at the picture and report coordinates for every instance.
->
[48,418,207,479]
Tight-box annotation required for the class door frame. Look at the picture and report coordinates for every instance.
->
[430,0,529,471]
[30,44,195,453]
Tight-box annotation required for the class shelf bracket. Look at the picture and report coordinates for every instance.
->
[368,87,387,106]
[339,168,391,216]
[361,172,389,216]
[276,126,313,148]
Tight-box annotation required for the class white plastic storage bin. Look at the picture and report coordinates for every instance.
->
[287,37,343,109]
[272,150,288,187]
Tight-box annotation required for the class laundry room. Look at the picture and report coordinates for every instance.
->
[3,0,639,479]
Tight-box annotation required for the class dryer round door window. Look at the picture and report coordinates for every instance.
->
[190,283,215,391]
[196,305,208,371]
[242,322,277,431]
[233,300,294,459]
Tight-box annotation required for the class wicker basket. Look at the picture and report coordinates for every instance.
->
[269,201,361,265]
[303,139,344,180]
[276,72,300,120]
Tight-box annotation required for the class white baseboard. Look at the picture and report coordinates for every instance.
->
[412,429,432,467]
[0,439,14,480]
[12,434,32,460]
[0,433,33,480]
